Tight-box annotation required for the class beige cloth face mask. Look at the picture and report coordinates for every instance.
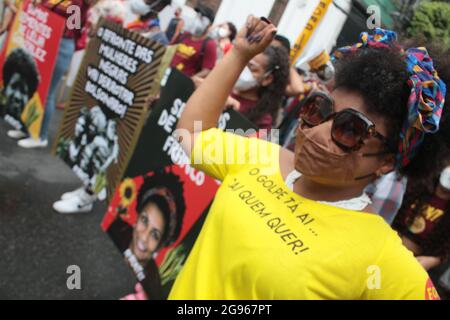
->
[294,121,374,182]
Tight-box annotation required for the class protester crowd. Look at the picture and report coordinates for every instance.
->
[1,0,450,300]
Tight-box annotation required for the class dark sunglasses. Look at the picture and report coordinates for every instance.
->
[299,92,389,153]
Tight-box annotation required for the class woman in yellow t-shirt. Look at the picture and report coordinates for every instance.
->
[170,16,448,299]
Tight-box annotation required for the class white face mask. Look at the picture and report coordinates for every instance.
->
[234,67,259,92]
[211,26,229,39]
[440,167,450,190]
[235,65,270,92]
[219,27,229,38]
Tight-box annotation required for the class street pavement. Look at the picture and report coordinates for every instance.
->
[0,110,136,299]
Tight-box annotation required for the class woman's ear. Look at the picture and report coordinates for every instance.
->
[261,73,274,87]
[375,154,396,177]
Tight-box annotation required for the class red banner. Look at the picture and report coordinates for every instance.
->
[0,0,65,138]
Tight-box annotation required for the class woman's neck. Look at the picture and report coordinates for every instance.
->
[294,176,368,203]
[219,38,230,47]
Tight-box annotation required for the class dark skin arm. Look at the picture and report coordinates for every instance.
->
[285,67,305,97]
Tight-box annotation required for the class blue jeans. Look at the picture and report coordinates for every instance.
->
[40,37,75,140]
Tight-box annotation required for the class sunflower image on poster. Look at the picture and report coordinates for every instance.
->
[101,165,220,299]
[102,167,186,299]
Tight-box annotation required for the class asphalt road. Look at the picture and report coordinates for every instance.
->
[0,110,136,299]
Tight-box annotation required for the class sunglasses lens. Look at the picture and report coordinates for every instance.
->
[332,111,367,149]
[299,95,333,126]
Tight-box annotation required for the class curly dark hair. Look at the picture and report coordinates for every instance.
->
[273,34,291,52]
[333,45,410,155]
[136,169,186,248]
[226,22,237,42]
[3,48,39,98]
[335,37,450,261]
[333,39,450,169]
[392,40,450,262]
[246,45,290,126]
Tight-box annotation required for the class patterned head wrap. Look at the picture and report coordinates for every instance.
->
[332,28,447,168]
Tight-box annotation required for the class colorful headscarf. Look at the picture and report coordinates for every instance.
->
[332,28,399,59]
[399,47,446,167]
[332,28,447,168]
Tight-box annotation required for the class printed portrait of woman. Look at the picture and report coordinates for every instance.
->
[106,170,186,299]
[0,47,40,131]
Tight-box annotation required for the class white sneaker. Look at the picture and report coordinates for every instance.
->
[60,187,86,201]
[53,190,96,214]
[18,137,48,149]
[7,130,28,140]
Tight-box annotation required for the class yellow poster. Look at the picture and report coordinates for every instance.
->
[289,0,333,66]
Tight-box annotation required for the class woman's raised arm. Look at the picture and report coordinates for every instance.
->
[175,16,277,154]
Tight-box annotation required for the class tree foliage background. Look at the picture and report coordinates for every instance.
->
[406,0,450,50]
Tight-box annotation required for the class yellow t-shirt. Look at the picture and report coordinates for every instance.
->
[169,128,439,300]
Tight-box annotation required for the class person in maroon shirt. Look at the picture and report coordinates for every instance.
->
[394,164,450,272]
[170,3,216,79]
[11,0,91,148]
[390,41,450,278]
[229,45,289,130]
